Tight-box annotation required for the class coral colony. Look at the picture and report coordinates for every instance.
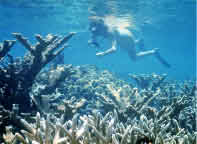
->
[0,32,196,144]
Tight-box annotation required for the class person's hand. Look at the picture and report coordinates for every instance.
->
[96,52,105,56]
[88,40,100,48]
[88,39,93,45]
[88,40,94,46]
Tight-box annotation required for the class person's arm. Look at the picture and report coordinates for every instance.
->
[88,35,100,49]
[135,39,146,51]
[96,39,117,56]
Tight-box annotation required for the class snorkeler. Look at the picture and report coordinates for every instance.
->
[88,16,171,68]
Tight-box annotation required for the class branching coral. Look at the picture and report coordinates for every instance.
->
[81,110,118,144]
[129,73,167,90]
[31,66,196,133]
[0,40,15,60]
[12,32,75,86]
[1,38,196,144]
[0,32,75,142]
[3,112,88,144]
[31,64,75,114]
[0,104,26,143]
[0,32,75,112]
[3,109,197,144]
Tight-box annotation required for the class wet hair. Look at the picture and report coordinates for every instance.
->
[89,17,104,30]
[88,16,104,25]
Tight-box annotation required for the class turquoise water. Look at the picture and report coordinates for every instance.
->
[0,0,196,80]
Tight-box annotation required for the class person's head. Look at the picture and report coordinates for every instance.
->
[88,16,108,37]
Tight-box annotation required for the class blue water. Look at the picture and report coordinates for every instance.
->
[0,0,196,81]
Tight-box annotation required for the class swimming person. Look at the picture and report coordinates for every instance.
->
[88,16,171,68]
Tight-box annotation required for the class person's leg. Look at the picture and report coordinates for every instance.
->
[127,47,137,61]
[135,48,171,68]
[154,51,171,68]
[136,48,159,59]
[135,39,171,68]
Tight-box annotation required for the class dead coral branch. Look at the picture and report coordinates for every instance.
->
[0,40,15,60]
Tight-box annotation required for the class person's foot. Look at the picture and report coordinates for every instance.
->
[153,48,171,68]
[152,48,160,55]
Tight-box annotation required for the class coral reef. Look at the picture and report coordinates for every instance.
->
[31,65,135,115]
[23,65,196,142]
[32,65,196,127]
[0,104,23,142]
[0,32,75,111]
[0,32,75,142]
[0,33,196,144]
[1,64,196,143]
[3,110,197,144]
[129,73,167,90]
[0,40,15,60]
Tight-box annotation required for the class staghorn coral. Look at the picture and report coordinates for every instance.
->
[1,46,196,143]
[4,112,89,144]
[31,64,75,114]
[81,110,119,144]
[0,103,38,143]
[3,109,197,144]
[3,126,16,144]
[31,66,196,131]
[0,40,15,60]
[33,65,135,115]
[34,64,75,96]
[0,104,11,142]
[129,73,168,90]
[0,32,75,142]
[0,32,75,112]
[12,32,75,84]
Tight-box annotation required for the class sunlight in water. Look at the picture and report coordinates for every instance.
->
[88,0,137,32]
[103,15,137,31]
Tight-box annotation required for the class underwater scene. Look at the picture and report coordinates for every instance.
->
[0,0,196,144]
